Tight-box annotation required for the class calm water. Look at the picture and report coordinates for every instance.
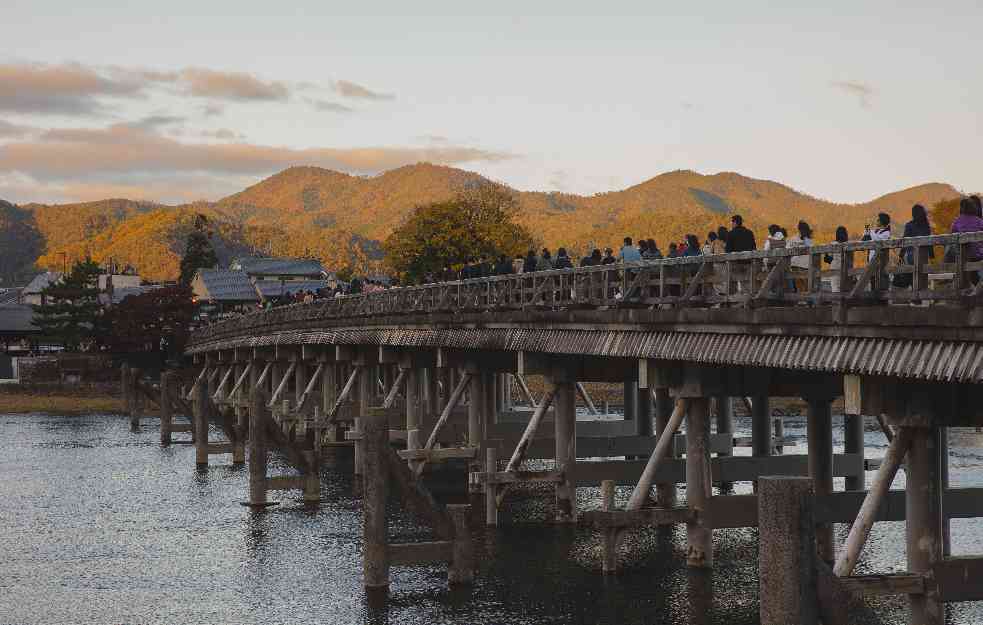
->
[1,412,981,625]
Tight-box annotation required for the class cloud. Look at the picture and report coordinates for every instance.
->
[0,62,146,115]
[200,103,224,117]
[200,128,246,141]
[417,134,449,144]
[0,119,37,138]
[309,99,355,114]
[0,123,514,202]
[127,114,185,129]
[830,80,874,108]
[177,68,289,101]
[335,80,395,100]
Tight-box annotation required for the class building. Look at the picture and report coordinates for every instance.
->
[20,272,63,306]
[229,257,327,281]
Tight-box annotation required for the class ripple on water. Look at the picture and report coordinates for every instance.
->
[0,414,980,624]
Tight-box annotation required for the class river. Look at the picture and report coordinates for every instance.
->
[1,413,980,624]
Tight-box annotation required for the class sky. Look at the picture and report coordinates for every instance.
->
[1,0,980,205]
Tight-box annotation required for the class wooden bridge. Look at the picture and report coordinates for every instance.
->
[168,233,983,625]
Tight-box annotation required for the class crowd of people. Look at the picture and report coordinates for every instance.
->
[263,195,983,308]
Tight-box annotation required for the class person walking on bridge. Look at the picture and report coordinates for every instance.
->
[620,237,642,262]
[725,214,756,253]
[951,197,983,284]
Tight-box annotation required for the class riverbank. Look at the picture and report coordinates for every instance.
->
[0,383,124,415]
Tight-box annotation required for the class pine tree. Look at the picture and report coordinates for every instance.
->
[179,214,218,286]
[31,257,104,351]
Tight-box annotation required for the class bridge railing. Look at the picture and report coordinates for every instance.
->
[192,232,983,342]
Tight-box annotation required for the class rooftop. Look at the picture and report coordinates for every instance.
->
[229,256,325,277]
[192,270,259,303]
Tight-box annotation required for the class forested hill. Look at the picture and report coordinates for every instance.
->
[0,163,962,283]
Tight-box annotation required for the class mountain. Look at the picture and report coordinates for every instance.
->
[0,164,963,283]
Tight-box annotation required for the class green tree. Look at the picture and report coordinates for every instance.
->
[178,214,218,286]
[102,285,194,358]
[31,257,104,351]
[384,185,535,283]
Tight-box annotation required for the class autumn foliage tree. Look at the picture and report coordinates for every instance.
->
[384,185,535,283]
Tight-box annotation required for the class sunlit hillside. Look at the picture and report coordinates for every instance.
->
[0,163,964,283]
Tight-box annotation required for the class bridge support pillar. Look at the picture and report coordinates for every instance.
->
[715,396,734,492]
[354,359,374,477]
[362,404,390,588]
[806,395,834,564]
[623,380,637,425]
[193,378,209,468]
[905,425,944,625]
[554,376,577,523]
[159,371,173,445]
[844,414,865,491]
[467,368,485,494]
[686,396,713,568]
[751,395,771,492]
[405,367,420,454]
[758,476,819,625]
[246,388,273,507]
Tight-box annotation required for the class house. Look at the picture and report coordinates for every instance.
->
[253,279,332,302]
[20,272,63,306]
[190,269,260,312]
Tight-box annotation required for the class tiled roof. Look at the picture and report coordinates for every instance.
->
[23,272,63,295]
[230,257,324,277]
[0,304,38,335]
[102,284,165,305]
[254,280,331,300]
[0,288,22,305]
[194,270,259,302]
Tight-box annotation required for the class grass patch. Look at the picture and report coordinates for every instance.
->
[0,393,124,415]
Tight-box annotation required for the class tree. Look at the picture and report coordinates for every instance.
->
[178,214,218,286]
[384,185,535,283]
[930,198,961,234]
[101,285,195,358]
[31,257,103,351]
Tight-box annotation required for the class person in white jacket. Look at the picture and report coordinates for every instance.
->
[788,221,814,292]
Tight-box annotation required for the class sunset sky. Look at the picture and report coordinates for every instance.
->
[1,1,980,205]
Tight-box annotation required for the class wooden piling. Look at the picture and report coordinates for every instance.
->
[807,397,834,563]
[600,480,618,574]
[467,371,484,494]
[715,396,734,491]
[405,368,420,453]
[447,504,474,585]
[302,450,320,503]
[193,378,209,468]
[554,381,577,522]
[485,447,497,526]
[160,371,172,445]
[758,476,819,625]
[844,414,865,491]
[247,387,271,507]
[751,395,771,492]
[686,397,712,568]
[362,405,390,589]
[773,415,785,454]
[905,426,943,625]
[129,367,141,430]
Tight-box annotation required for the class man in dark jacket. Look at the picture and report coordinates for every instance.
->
[725,214,756,252]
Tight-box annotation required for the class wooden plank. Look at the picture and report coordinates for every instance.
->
[472,470,564,485]
[397,446,477,461]
[170,423,193,432]
[836,574,925,596]
[389,541,454,566]
[707,494,758,528]
[579,506,694,529]
[935,556,983,602]
[205,443,234,455]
